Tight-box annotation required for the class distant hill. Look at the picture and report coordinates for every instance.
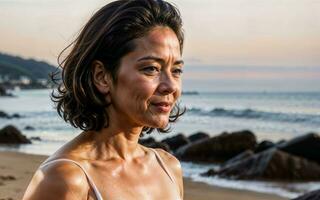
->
[0,52,59,80]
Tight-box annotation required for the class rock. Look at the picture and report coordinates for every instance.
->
[0,111,20,119]
[161,134,190,152]
[293,189,320,200]
[203,148,320,181]
[202,168,219,176]
[0,85,13,97]
[278,133,320,163]
[0,125,31,144]
[176,130,257,163]
[139,137,156,145]
[255,140,275,153]
[0,85,7,96]
[188,132,210,142]
[24,126,35,130]
[30,136,41,141]
[222,149,254,168]
[139,137,171,152]
[0,111,10,118]
[11,113,21,118]
[276,139,286,145]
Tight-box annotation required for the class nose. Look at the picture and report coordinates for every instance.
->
[158,72,178,95]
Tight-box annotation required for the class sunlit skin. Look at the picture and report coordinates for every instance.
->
[108,26,183,130]
[22,26,184,200]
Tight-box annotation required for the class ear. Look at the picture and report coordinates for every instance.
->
[92,60,112,95]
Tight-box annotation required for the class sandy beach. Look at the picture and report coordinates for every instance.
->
[0,151,288,200]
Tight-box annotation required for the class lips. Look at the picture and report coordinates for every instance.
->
[151,101,172,113]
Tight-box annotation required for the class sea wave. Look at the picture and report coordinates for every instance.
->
[187,107,320,125]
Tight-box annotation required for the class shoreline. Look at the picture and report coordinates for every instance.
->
[0,150,288,200]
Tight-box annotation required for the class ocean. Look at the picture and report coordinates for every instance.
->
[1,89,320,198]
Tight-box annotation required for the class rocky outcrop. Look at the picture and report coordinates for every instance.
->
[161,134,190,152]
[278,133,320,163]
[293,189,320,200]
[202,148,320,181]
[255,140,275,153]
[188,132,209,142]
[0,85,13,97]
[176,130,257,163]
[0,125,31,144]
[221,149,254,168]
[0,85,6,96]
[139,137,156,144]
[0,111,21,119]
[0,111,10,118]
[11,113,21,118]
[29,136,41,141]
[24,126,35,130]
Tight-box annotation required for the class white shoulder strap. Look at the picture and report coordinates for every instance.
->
[150,149,177,184]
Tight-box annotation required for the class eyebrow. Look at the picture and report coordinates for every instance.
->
[137,56,184,65]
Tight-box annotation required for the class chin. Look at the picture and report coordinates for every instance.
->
[147,118,169,130]
[157,119,170,129]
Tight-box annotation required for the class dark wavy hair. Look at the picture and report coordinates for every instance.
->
[51,0,185,134]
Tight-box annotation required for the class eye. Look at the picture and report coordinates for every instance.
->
[172,67,183,77]
[141,66,160,75]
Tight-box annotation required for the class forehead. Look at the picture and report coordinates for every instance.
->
[131,26,181,59]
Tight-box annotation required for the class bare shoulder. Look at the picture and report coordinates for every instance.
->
[22,160,89,200]
[153,148,182,172]
[153,148,184,198]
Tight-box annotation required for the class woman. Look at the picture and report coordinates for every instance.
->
[23,0,185,199]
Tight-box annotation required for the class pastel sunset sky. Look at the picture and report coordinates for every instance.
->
[0,0,319,91]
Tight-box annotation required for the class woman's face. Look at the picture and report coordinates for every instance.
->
[109,26,183,130]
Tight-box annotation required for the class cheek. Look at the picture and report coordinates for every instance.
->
[134,81,157,108]
[120,77,158,106]
[174,81,182,100]
[133,76,158,93]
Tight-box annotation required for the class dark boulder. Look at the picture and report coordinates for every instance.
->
[139,137,156,145]
[293,189,320,200]
[0,111,20,119]
[139,137,170,152]
[278,133,320,163]
[176,130,257,163]
[161,134,190,152]
[203,148,320,181]
[0,111,10,119]
[222,149,254,168]
[188,132,210,142]
[0,125,31,144]
[24,126,35,130]
[0,85,13,97]
[0,85,5,96]
[202,168,219,177]
[255,140,275,153]
[276,139,286,145]
[11,113,21,118]
[30,136,41,141]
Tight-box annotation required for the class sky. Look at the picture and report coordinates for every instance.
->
[0,0,320,91]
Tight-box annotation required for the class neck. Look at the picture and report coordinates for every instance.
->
[88,104,148,161]
[90,125,145,161]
